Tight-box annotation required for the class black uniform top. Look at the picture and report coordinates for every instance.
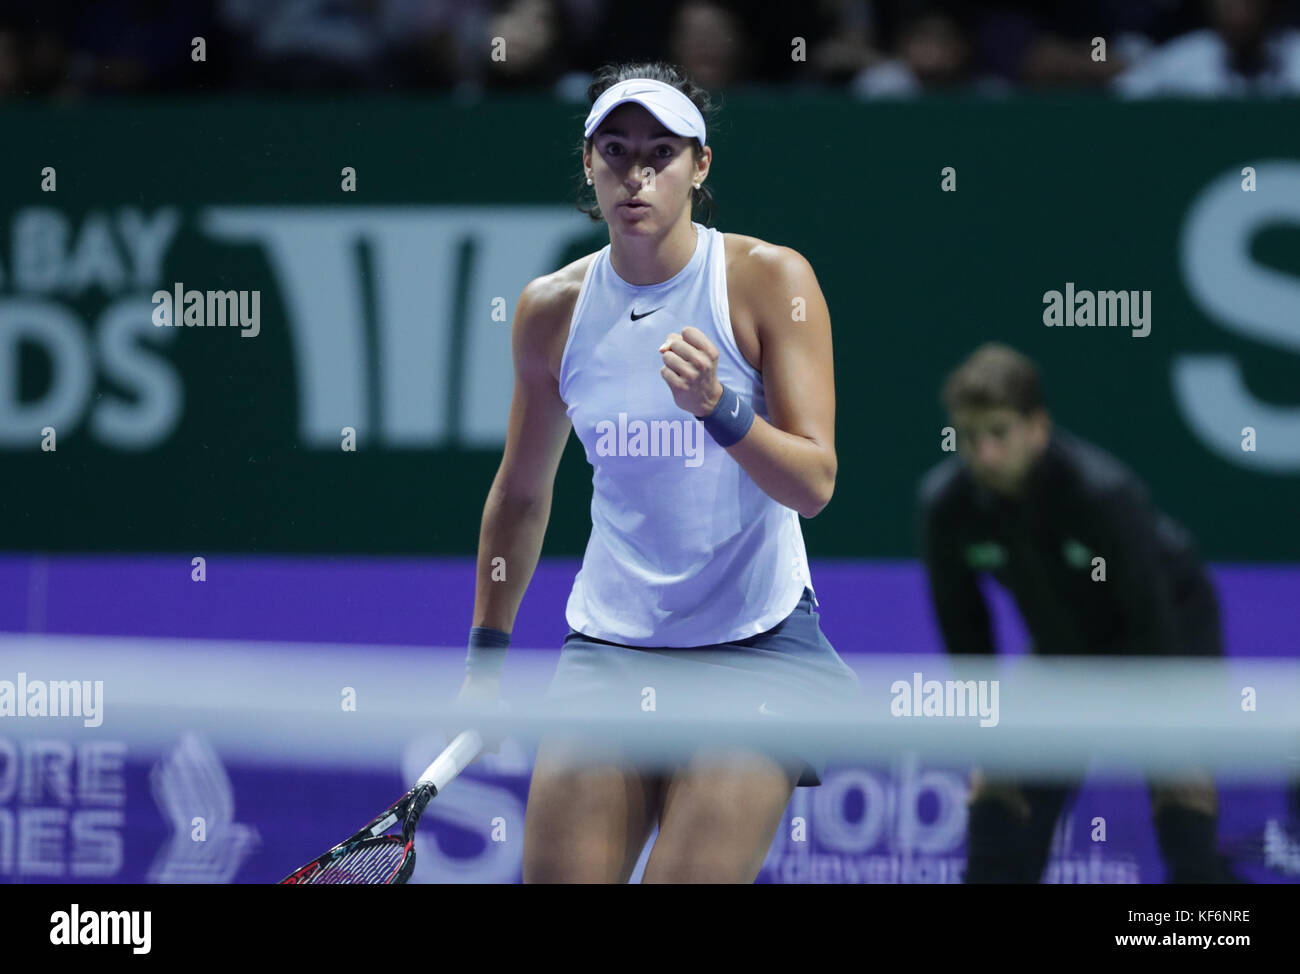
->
[918,429,1215,657]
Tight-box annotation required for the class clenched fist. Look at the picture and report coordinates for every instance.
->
[658,326,725,418]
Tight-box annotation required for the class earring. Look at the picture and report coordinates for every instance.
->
[586,177,593,185]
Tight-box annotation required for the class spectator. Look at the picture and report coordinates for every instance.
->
[808,0,885,85]
[381,0,493,90]
[1116,0,1300,96]
[480,0,578,90]
[70,0,220,93]
[853,5,1006,96]
[669,1,753,89]
[690,0,885,87]
[0,24,22,96]
[218,0,390,90]
[9,0,1300,97]
[970,0,1178,89]
[0,6,74,97]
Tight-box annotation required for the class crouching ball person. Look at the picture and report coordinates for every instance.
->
[919,343,1242,884]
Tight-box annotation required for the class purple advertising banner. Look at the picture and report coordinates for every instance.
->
[0,555,1296,883]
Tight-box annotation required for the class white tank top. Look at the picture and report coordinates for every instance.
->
[558,222,815,647]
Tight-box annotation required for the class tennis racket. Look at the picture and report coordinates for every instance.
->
[280,729,484,884]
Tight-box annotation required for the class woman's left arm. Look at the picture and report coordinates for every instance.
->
[658,245,836,518]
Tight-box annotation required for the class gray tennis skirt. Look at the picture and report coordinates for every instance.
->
[543,587,860,787]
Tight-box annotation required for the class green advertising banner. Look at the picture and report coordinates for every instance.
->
[3,95,1299,559]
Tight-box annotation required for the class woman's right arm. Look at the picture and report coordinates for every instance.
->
[467,274,575,655]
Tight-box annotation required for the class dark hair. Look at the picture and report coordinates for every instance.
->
[943,343,1044,416]
[577,61,718,225]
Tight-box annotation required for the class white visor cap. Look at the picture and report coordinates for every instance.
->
[583,78,707,145]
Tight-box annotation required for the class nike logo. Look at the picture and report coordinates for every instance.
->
[630,307,663,320]
[758,701,781,717]
[730,398,740,417]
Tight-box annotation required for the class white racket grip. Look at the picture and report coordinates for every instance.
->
[416,729,483,792]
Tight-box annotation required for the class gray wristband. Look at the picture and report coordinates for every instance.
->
[701,384,755,447]
[466,626,510,678]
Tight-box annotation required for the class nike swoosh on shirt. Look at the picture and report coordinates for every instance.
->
[630,307,663,320]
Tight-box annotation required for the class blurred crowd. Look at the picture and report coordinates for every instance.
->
[3,0,1300,99]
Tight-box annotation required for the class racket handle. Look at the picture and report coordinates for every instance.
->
[415,729,483,792]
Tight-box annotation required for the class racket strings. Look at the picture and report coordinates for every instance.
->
[305,839,411,884]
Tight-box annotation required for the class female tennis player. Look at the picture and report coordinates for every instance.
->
[458,61,857,883]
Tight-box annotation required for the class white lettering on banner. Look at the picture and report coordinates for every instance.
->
[11,208,179,294]
[755,755,1143,884]
[0,296,179,449]
[0,205,586,451]
[1176,161,1300,471]
[0,207,185,449]
[0,739,126,878]
[9,185,1300,471]
[200,206,587,448]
